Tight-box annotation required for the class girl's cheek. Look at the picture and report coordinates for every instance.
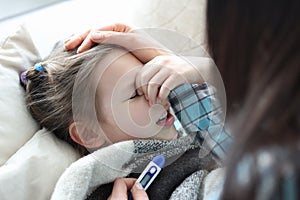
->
[129,97,151,127]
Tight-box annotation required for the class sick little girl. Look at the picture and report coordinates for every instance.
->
[21,37,230,199]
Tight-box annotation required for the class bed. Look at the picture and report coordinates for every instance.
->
[0,0,210,199]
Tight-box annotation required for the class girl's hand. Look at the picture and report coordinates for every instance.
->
[136,55,208,105]
[64,23,169,63]
[108,178,149,200]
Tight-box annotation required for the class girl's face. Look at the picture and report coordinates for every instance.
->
[96,49,177,144]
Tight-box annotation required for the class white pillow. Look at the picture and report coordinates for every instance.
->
[0,129,80,200]
[131,0,208,48]
[0,25,80,199]
[0,25,40,165]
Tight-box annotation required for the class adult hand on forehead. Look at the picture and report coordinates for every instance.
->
[64,23,131,52]
[64,23,169,63]
[65,23,215,106]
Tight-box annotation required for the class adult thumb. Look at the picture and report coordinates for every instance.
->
[131,183,149,200]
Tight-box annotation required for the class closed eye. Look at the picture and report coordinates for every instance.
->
[129,90,141,99]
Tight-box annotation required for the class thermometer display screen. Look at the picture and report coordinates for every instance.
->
[140,174,151,187]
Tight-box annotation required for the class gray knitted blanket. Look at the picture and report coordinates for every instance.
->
[51,134,221,200]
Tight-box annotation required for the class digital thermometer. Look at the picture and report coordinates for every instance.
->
[136,155,165,190]
[128,155,165,199]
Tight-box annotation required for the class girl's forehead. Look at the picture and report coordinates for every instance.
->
[107,51,142,76]
[94,49,140,76]
[96,51,142,91]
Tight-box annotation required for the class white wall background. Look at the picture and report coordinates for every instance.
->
[0,0,207,57]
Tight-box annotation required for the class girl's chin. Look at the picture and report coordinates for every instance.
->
[153,126,178,140]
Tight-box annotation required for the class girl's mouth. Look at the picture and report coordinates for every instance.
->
[156,110,175,126]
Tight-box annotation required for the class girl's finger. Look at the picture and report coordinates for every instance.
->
[158,74,186,103]
[136,62,161,100]
[135,68,148,100]
[147,68,170,105]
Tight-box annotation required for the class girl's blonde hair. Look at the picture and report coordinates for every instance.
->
[25,42,115,155]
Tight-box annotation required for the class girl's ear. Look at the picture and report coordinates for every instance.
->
[69,122,106,149]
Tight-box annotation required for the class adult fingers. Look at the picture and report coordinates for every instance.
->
[64,23,132,51]
[131,182,149,200]
[77,23,133,53]
[109,178,136,200]
[64,29,91,50]
[73,30,120,53]
[103,23,132,32]
[91,30,169,63]
[66,26,169,64]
